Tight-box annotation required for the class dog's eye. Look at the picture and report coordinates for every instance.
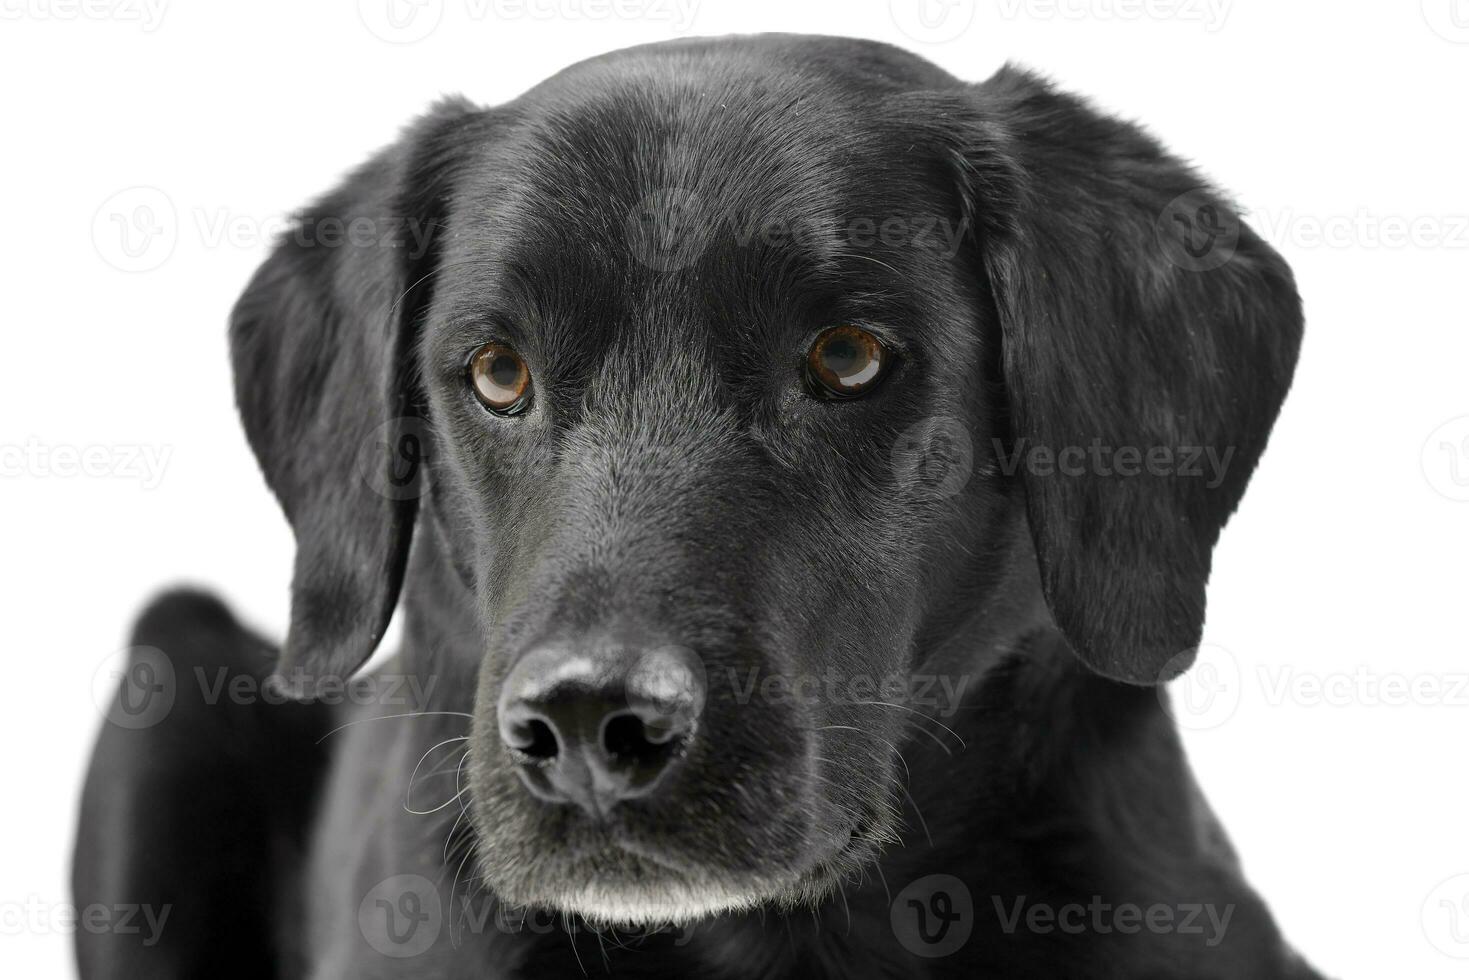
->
[805,325,891,399]
[468,343,532,415]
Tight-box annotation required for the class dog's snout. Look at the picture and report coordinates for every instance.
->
[497,643,702,818]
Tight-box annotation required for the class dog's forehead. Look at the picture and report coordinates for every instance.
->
[434,63,962,370]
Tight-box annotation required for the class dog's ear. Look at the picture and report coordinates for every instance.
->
[948,68,1303,684]
[230,98,479,694]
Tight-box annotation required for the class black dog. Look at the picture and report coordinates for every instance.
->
[75,34,1320,978]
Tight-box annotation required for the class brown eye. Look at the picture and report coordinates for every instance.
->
[468,343,532,415]
[805,325,891,399]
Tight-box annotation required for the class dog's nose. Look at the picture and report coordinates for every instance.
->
[496,642,702,818]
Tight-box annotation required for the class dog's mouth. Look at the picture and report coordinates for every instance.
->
[467,741,897,927]
[490,817,880,927]
[538,843,774,926]
[465,631,907,926]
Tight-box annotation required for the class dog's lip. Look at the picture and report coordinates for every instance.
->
[561,814,861,881]
[598,830,700,876]
[536,809,698,875]
[616,816,865,880]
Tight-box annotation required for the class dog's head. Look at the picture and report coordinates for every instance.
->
[231,37,1301,925]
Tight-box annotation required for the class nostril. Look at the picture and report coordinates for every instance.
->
[602,710,689,762]
[603,712,650,759]
[517,718,559,760]
[503,710,560,761]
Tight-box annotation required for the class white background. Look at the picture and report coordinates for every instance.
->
[2,2,1466,976]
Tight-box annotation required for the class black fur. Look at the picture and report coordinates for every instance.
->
[74,35,1315,979]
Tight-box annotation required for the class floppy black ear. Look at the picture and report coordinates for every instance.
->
[956,67,1303,684]
[230,98,479,694]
